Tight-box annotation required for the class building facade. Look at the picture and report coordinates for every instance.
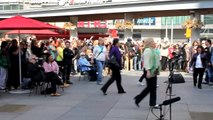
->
[0,0,212,41]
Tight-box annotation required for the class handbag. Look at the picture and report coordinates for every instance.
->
[108,55,119,67]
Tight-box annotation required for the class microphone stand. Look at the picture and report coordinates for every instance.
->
[159,105,164,120]
[165,60,176,120]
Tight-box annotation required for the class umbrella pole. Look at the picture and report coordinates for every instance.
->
[18,30,22,87]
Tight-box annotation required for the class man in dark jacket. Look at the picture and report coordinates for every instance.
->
[204,39,213,85]
[63,41,74,84]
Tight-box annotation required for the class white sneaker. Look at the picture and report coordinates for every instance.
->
[97,82,103,85]
[137,82,145,86]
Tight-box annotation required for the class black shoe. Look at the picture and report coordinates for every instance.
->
[194,83,196,87]
[118,91,126,94]
[198,86,202,89]
[101,88,107,95]
[66,81,73,84]
[134,98,140,108]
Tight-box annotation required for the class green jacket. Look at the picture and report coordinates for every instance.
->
[0,50,9,69]
[143,48,161,77]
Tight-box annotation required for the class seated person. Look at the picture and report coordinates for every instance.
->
[27,55,45,88]
[42,54,68,96]
[78,52,97,81]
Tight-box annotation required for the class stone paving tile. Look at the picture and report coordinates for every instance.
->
[13,106,71,120]
[0,112,20,120]
[0,71,212,120]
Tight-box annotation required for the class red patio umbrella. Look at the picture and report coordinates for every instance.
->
[0,15,58,30]
[0,15,59,93]
[7,29,59,35]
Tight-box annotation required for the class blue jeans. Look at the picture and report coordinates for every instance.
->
[133,56,138,70]
[205,67,213,83]
[96,60,104,84]
[138,60,142,71]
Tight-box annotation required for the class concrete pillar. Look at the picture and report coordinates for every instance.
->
[69,16,78,40]
[191,12,201,41]
[124,13,133,41]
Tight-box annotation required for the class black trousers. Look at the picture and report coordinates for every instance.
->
[45,72,63,93]
[7,65,20,89]
[161,56,168,71]
[57,61,65,82]
[88,67,97,81]
[138,68,146,82]
[64,64,71,82]
[134,76,157,106]
[101,67,125,93]
[193,68,205,87]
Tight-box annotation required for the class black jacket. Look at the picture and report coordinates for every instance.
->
[204,47,213,64]
[63,48,74,65]
[27,63,45,82]
[190,53,207,68]
[31,43,44,58]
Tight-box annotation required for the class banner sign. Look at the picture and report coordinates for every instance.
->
[134,17,156,25]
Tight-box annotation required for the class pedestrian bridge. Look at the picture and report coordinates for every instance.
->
[0,0,213,22]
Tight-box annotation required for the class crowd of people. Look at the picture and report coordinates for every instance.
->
[0,36,213,98]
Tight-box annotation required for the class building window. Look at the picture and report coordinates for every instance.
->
[0,5,3,10]
[204,15,213,24]
[11,5,19,10]
[3,5,11,10]
[133,33,141,39]
[161,16,190,26]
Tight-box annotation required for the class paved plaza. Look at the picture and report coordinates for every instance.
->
[0,71,213,120]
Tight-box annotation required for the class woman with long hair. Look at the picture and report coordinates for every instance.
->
[134,38,161,107]
[101,38,126,95]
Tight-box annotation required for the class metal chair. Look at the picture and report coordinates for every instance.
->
[78,65,90,81]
